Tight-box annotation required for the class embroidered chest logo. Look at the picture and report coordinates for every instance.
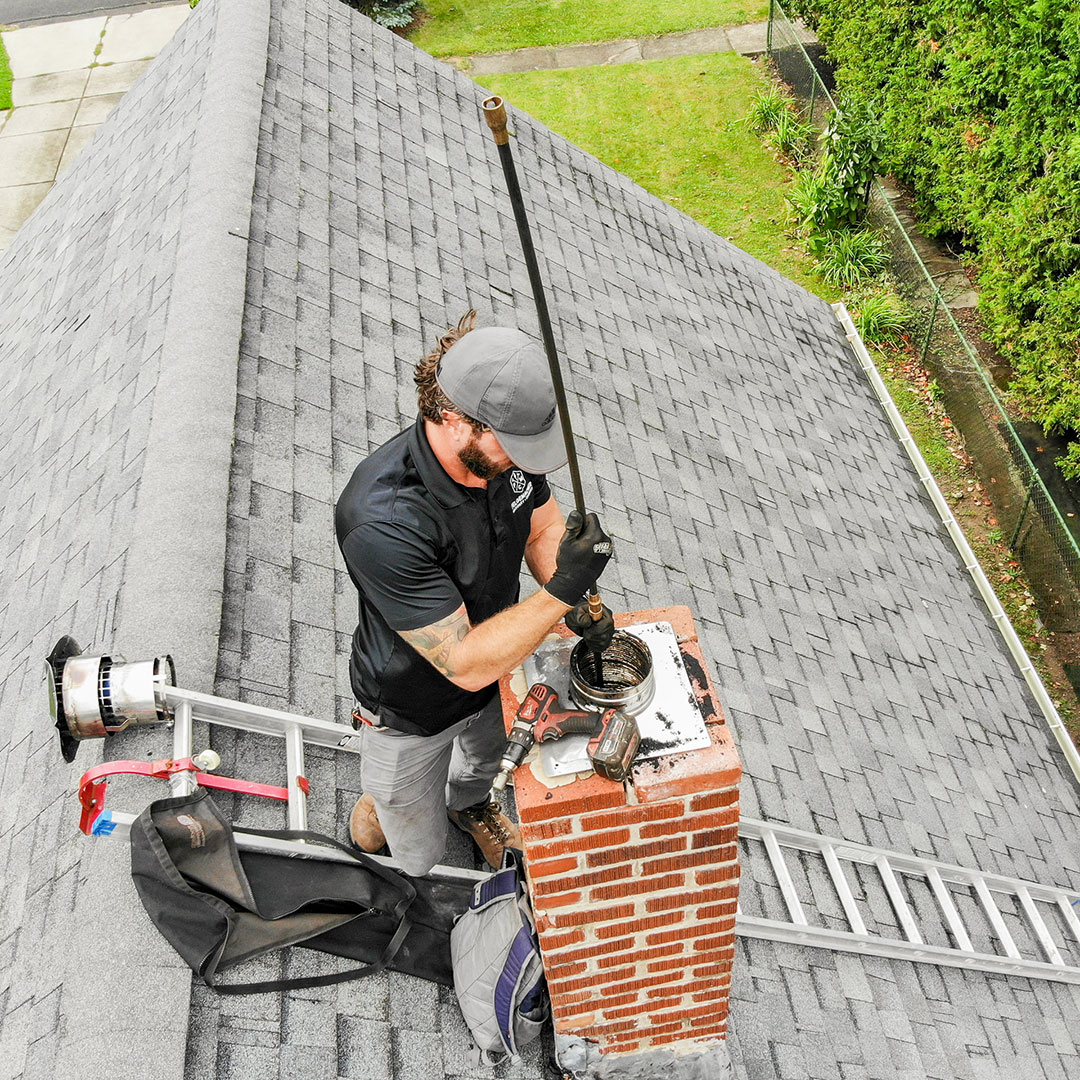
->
[509,469,533,513]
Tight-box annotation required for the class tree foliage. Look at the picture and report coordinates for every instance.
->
[784,0,1080,472]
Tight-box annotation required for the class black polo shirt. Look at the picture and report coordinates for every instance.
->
[335,416,551,735]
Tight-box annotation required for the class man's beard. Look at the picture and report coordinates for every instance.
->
[458,433,507,481]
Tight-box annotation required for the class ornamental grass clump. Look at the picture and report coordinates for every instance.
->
[817,228,890,288]
[851,289,911,345]
[745,87,789,134]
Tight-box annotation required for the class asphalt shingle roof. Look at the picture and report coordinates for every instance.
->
[2,0,1079,1076]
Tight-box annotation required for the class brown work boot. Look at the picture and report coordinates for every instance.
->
[349,794,386,852]
[448,799,522,869]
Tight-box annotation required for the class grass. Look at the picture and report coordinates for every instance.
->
[410,0,768,57]
[0,34,12,112]
[481,53,830,297]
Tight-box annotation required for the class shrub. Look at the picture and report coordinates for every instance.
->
[746,88,789,134]
[341,0,419,29]
[818,229,890,288]
[783,105,878,233]
[777,0,1080,463]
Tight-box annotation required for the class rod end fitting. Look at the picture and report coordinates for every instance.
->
[482,96,510,146]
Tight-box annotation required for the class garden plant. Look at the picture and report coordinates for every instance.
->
[781,0,1080,477]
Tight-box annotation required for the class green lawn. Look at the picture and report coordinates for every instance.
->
[410,0,768,57]
[0,34,12,112]
[481,53,831,298]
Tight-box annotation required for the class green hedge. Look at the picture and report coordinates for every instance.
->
[785,0,1080,473]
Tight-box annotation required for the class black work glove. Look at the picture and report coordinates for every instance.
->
[565,601,615,653]
[545,511,614,606]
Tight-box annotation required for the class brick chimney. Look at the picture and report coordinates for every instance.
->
[500,606,741,1073]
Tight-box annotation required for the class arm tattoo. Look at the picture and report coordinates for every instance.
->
[399,605,470,679]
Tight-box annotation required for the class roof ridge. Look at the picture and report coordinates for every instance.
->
[116,0,270,689]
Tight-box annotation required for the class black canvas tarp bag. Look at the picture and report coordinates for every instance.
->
[130,788,472,993]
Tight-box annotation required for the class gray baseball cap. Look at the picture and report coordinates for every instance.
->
[436,326,568,474]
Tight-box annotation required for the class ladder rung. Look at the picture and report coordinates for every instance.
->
[1057,896,1080,947]
[926,867,974,953]
[763,829,807,926]
[875,856,922,944]
[823,844,866,936]
[1017,887,1064,966]
[974,877,1021,960]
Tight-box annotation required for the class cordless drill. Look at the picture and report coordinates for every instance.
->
[491,683,641,791]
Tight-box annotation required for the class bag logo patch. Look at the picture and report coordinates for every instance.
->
[177,814,206,849]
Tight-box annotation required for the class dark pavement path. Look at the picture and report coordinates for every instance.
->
[0,0,180,28]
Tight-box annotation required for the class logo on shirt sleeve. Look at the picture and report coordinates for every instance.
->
[509,469,533,512]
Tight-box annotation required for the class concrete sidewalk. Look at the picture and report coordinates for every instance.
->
[0,3,189,251]
[458,20,786,76]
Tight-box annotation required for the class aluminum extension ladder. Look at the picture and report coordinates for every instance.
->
[737,817,1080,985]
[75,682,485,884]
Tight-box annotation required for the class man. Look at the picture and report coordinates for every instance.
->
[335,311,614,876]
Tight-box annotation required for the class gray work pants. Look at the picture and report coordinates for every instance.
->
[356,696,505,876]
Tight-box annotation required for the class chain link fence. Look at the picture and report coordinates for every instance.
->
[768,0,1080,631]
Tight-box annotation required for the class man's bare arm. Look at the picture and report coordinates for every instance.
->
[525,496,564,585]
[398,589,570,692]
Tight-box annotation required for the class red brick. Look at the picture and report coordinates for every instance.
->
[591,873,685,901]
[646,925,696,946]
[645,884,738,912]
[698,900,739,920]
[640,807,739,838]
[645,982,688,1001]
[523,817,573,840]
[597,943,681,968]
[631,1022,683,1038]
[532,864,630,896]
[690,788,739,812]
[586,836,686,867]
[691,957,733,976]
[633,723,740,803]
[550,937,635,963]
[649,1023,727,1046]
[693,934,737,952]
[692,825,739,850]
[586,1018,639,1034]
[538,928,585,951]
[693,980,732,1002]
[529,829,631,860]
[693,962,736,979]
[695,863,740,885]
[538,903,634,930]
[581,801,684,831]
[528,856,579,878]
[545,960,588,980]
[596,970,682,995]
[558,993,636,1017]
[643,849,735,875]
[549,966,637,995]
[596,911,682,938]
[650,978,728,1001]
[651,1002,728,1024]
[532,890,583,909]
[647,955,693,973]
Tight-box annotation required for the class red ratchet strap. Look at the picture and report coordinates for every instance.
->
[78,758,310,835]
